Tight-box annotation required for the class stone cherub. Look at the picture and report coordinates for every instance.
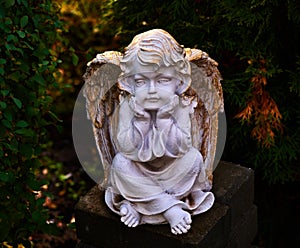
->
[83,29,223,235]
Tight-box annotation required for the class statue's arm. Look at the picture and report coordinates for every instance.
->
[117,98,153,160]
[117,99,139,150]
[155,96,193,156]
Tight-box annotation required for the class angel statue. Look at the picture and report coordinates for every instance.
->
[83,29,224,235]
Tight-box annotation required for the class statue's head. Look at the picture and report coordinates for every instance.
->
[118,29,191,96]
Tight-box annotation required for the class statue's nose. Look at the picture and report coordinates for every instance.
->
[148,80,157,94]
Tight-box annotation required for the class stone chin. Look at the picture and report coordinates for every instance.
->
[143,101,161,110]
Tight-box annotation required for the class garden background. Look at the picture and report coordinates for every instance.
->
[0,0,299,247]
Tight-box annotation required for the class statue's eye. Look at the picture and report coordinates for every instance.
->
[135,79,146,87]
[157,78,171,85]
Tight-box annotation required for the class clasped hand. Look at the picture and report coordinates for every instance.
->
[129,95,179,126]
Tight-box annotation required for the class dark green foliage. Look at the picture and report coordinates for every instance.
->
[0,0,62,245]
[50,0,118,116]
[108,0,300,184]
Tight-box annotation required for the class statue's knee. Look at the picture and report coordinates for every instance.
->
[188,147,203,163]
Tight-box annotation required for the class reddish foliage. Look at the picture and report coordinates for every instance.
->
[236,60,283,147]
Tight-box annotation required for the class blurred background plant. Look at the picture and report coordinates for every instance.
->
[0,0,64,246]
[0,0,299,247]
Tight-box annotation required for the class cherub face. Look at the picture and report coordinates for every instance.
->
[133,67,179,110]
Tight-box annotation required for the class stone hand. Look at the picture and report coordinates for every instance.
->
[129,96,151,120]
[157,95,179,120]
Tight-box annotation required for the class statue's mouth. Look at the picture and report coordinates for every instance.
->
[146,97,160,102]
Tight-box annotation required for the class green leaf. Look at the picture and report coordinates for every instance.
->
[20,143,33,158]
[4,18,13,25]
[0,171,15,183]
[17,30,26,38]
[27,178,43,191]
[7,34,18,42]
[5,43,24,55]
[33,47,49,58]
[36,197,46,207]
[16,120,29,128]
[32,74,45,85]
[72,53,79,66]
[13,97,22,109]
[4,111,12,121]
[0,101,7,109]
[0,22,10,32]
[5,0,15,8]
[67,222,76,229]
[19,62,30,74]
[32,210,43,222]
[15,128,34,137]
[17,0,28,7]
[48,111,63,122]
[8,71,22,82]
[0,58,6,64]
[4,138,18,152]
[22,0,29,7]
[20,15,28,28]
[2,119,12,129]
[23,41,34,50]
[1,90,9,96]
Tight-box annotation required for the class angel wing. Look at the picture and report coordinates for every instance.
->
[83,51,123,188]
[185,48,224,190]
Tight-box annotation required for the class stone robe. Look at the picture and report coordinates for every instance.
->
[105,98,214,224]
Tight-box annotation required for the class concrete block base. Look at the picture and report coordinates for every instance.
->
[75,161,257,248]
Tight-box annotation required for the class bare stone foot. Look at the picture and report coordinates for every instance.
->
[163,205,192,235]
[120,203,140,227]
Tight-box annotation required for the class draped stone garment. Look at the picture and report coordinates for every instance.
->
[105,100,215,224]
[105,148,214,225]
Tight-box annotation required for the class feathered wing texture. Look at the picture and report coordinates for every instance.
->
[83,51,123,188]
[185,48,224,190]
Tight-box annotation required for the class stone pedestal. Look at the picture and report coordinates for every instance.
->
[75,161,257,248]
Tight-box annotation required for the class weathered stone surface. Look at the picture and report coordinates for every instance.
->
[226,205,257,248]
[75,187,230,248]
[75,161,256,248]
[213,161,254,228]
